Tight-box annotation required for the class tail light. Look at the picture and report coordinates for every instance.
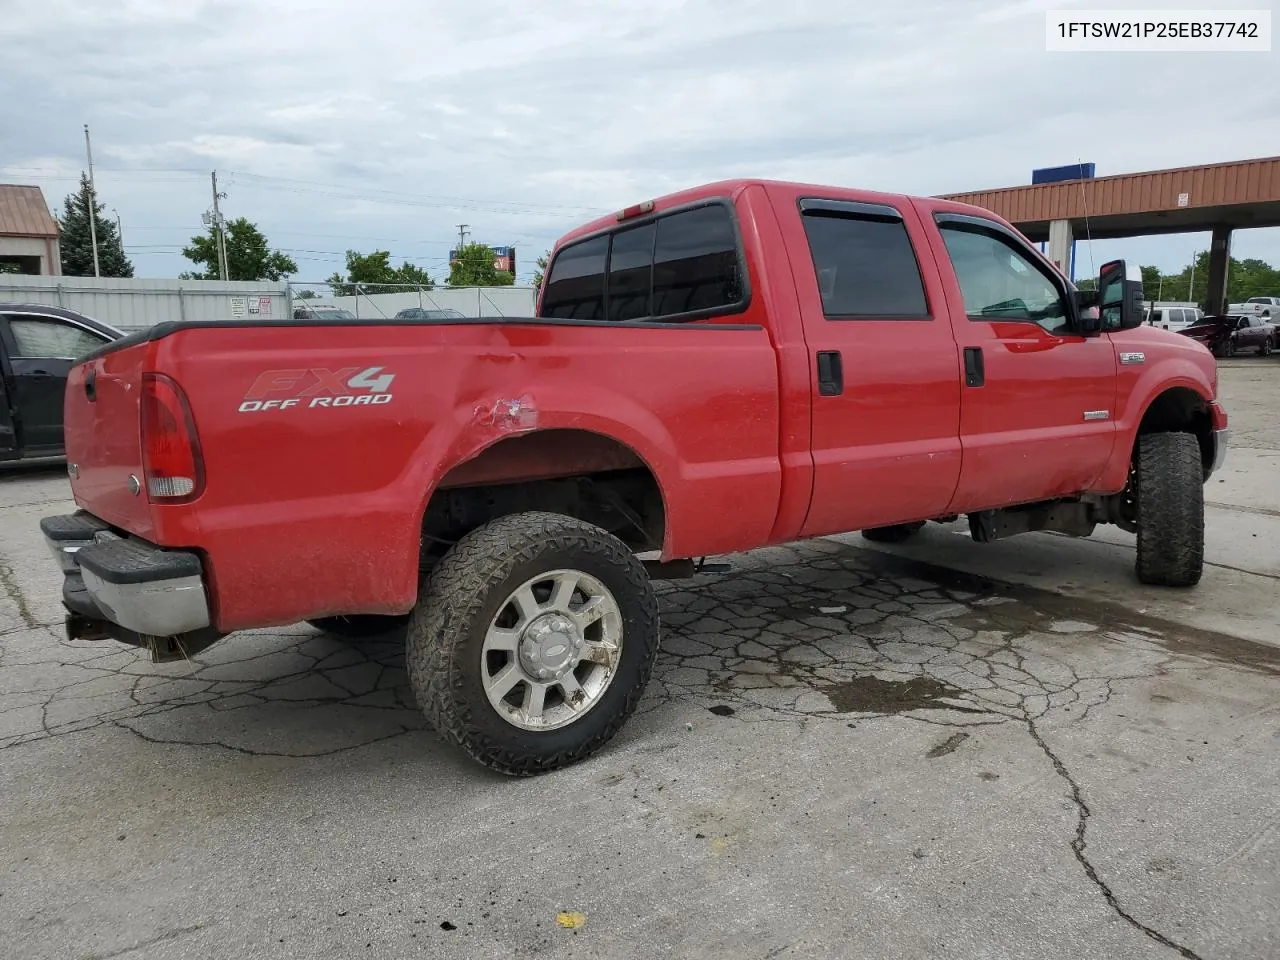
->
[141,373,205,503]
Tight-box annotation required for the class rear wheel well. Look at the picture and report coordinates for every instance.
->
[1136,387,1214,472]
[419,430,666,575]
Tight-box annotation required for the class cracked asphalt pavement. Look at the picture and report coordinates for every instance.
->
[3,363,1279,960]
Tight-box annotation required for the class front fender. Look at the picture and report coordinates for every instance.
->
[1099,351,1216,491]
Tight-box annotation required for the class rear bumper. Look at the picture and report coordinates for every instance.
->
[40,512,212,637]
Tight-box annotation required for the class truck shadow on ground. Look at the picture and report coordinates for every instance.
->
[8,537,1273,762]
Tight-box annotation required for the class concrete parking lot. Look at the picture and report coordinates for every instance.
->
[2,359,1278,960]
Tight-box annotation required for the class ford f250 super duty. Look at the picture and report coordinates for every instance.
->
[40,179,1228,775]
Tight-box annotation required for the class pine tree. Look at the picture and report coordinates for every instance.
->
[58,174,134,278]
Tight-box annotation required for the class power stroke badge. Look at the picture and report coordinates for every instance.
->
[238,367,396,413]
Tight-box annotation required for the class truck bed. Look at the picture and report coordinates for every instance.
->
[64,316,784,631]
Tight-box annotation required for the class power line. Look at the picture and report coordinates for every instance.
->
[227,170,606,214]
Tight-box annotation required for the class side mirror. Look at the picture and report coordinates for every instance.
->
[1099,260,1144,331]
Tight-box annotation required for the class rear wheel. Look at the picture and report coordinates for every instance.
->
[307,614,410,639]
[861,521,926,544]
[1259,337,1274,357]
[1134,432,1204,587]
[406,511,660,776]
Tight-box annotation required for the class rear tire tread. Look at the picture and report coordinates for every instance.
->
[406,511,659,777]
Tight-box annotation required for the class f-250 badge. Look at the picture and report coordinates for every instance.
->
[238,367,395,413]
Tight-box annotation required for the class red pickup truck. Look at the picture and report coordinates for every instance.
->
[41,179,1227,775]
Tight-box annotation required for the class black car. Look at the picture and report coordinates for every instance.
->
[1,304,124,461]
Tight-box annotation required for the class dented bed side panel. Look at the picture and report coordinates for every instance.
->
[127,321,781,632]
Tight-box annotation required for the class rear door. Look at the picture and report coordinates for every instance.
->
[768,191,963,537]
[0,310,115,453]
[924,211,1117,512]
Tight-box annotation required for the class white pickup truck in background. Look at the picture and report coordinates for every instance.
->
[1228,296,1280,319]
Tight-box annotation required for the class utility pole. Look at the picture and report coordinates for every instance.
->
[83,124,101,278]
[209,171,230,281]
[457,224,469,248]
[112,208,123,247]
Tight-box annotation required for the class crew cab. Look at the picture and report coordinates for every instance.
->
[1,304,124,461]
[1228,296,1280,320]
[40,179,1228,776]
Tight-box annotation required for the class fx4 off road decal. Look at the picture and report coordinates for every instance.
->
[238,367,396,413]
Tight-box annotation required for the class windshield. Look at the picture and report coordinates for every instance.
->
[311,308,356,320]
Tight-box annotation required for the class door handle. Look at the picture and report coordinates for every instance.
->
[816,351,843,396]
[29,370,55,379]
[963,347,985,387]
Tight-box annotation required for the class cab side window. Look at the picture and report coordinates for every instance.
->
[939,224,1070,335]
[799,202,929,319]
[9,316,108,359]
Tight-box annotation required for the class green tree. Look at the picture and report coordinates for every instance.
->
[326,249,434,296]
[181,217,297,281]
[449,241,515,287]
[531,253,549,290]
[1140,265,1162,296]
[1149,253,1280,310]
[58,173,134,277]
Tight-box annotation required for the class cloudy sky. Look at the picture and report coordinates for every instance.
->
[3,0,1278,286]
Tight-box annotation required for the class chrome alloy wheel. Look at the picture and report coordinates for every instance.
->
[480,569,624,731]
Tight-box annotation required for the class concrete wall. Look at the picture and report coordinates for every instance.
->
[0,275,289,330]
[326,286,537,319]
[0,276,539,331]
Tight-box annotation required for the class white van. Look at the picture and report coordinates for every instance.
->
[1147,305,1202,332]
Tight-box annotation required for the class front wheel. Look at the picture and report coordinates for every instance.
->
[1215,338,1233,358]
[406,511,660,776]
[1134,432,1204,587]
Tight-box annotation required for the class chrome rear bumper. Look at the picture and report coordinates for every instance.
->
[40,512,212,638]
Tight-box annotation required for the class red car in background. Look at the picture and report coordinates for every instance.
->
[1180,315,1276,358]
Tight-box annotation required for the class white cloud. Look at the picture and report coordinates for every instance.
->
[1,0,1277,281]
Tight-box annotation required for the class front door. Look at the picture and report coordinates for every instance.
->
[927,215,1118,513]
[770,194,963,538]
[1,312,112,454]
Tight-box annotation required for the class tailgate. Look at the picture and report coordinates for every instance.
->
[64,345,155,539]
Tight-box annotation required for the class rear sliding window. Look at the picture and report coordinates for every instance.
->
[540,203,745,322]
[800,200,929,319]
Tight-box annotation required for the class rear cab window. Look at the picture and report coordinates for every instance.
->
[540,201,747,323]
